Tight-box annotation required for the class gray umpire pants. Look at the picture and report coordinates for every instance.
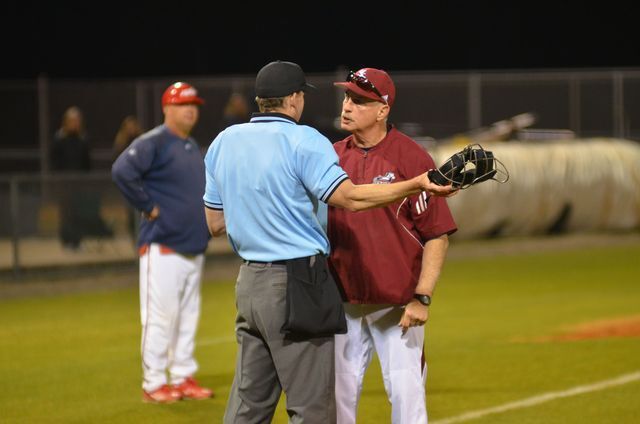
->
[224,262,336,424]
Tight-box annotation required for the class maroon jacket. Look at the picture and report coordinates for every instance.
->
[328,127,457,304]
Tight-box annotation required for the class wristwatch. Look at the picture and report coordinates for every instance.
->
[413,293,431,306]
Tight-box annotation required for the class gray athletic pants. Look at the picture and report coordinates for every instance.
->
[224,261,336,424]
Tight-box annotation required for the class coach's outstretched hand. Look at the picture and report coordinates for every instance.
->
[420,171,458,197]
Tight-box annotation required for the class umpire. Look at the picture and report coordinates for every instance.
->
[203,60,455,423]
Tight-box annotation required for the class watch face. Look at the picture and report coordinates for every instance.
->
[415,294,431,306]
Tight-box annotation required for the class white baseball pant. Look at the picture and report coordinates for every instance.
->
[335,303,427,424]
[139,243,204,392]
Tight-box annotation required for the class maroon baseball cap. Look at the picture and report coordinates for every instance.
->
[334,68,396,107]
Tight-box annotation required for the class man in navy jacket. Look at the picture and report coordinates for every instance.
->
[112,82,212,404]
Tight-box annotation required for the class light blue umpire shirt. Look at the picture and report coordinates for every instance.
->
[203,113,348,262]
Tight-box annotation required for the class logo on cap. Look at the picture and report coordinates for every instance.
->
[180,87,198,98]
[162,82,205,106]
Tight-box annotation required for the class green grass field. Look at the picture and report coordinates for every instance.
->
[1,241,639,423]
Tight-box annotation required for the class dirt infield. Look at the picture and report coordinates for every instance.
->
[533,315,640,342]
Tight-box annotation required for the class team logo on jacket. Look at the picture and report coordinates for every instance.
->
[373,172,395,184]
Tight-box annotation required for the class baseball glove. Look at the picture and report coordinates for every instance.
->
[428,144,509,189]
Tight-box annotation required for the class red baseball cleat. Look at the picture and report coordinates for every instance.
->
[142,384,182,403]
[173,377,213,400]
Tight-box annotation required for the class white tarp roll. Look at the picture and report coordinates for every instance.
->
[429,139,640,239]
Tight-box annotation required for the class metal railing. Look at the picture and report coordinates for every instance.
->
[0,172,240,279]
[0,172,123,277]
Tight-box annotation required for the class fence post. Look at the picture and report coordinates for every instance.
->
[135,80,149,133]
[612,71,624,139]
[468,73,481,130]
[9,176,21,279]
[569,75,581,136]
[37,74,50,177]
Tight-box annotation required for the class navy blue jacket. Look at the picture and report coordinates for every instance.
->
[112,125,210,254]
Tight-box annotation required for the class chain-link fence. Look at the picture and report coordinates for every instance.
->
[3,138,639,277]
[2,68,640,278]
[1,68,639,175]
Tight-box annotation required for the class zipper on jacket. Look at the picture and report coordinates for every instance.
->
[360,149,368,182]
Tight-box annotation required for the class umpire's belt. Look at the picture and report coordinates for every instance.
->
[243,254,320,267]
[244,259,287,266]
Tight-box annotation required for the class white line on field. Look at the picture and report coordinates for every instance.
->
[198,336,236,346]
[432,370,640,424]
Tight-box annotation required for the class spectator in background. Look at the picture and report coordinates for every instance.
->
[113,115,144,241]
[51,106,112,250]
[51,106,90,172]
[113,115,143,159]
[218,92,250,132]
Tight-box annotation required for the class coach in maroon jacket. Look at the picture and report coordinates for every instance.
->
[328,68,457,424]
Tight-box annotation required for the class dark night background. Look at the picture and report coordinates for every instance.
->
[1,2,638,79]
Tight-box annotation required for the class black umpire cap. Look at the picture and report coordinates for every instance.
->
[255,60,316,98]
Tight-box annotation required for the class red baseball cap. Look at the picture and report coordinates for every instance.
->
[334,68,396,107]
[162,82,205,106]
